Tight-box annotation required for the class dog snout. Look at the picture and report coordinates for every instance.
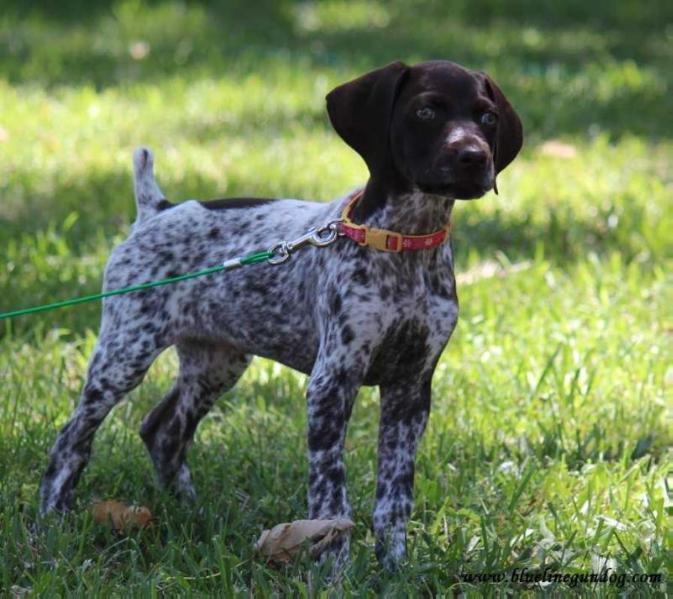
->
[457,146,488,168]
[438,142,490,175]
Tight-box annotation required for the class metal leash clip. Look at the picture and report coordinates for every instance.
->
[267,220,342,265]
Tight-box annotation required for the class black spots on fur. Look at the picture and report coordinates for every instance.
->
[329,291,342,315]
[335,366,349,387]
[44,461,57,478]
[167,417,181,438]
[84,386,103,403]
[130,289,152,302]
[394,471,414,493]
[142,322,159,334]
[308,420,342,452]
[157,199,174,211]
[140,388,180,444]
[245,279,269,295]
[326,466,345,487]
[352,267,369,285]
[365,320,430,385]
[329,490,343,514]
[391,321,429,361]
[198,197,277,211]
[341,325,354,345]
[160,436,179,462]
[90,352,102,370]
[426,271,456,300]
[130,360,150,377]
[159,250,175,263]
[208,227,221,240]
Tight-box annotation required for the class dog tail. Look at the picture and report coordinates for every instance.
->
[132,147,167,223]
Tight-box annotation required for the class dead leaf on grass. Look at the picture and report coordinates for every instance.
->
[90,500,153,532]
[539,140,578,158]
[254,518,354,563]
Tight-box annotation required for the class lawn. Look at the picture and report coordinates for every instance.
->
[1,0,672,595]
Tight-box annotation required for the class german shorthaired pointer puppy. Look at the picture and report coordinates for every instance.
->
[40,60,522,568]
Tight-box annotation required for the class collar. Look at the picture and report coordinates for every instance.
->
[337,189,452,253]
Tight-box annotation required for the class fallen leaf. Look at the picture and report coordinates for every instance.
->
[539,140,577,159]
[456,260,532,286]
[90,500,153,531]
[255,518,354,563]
[129,41,150,60]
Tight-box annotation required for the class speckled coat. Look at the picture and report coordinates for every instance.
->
[40,59,522,570]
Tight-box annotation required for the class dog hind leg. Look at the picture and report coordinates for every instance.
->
[40,325,165,514]
[140,341,250,500]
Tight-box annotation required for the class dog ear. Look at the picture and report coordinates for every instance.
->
[326,62,409,176]
[482,75,523,177]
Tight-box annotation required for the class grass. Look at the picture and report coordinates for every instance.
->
[1,0,672,595]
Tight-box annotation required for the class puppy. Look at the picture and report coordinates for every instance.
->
[40,60,522,568]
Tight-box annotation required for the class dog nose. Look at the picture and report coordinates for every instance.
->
[457,147,487,168]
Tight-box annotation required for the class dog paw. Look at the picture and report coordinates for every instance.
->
[375,530,407,571]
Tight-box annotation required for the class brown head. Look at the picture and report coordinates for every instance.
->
[326,60,523,216]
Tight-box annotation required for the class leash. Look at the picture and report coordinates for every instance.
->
[0,221,341,321]
[1,190,453,322]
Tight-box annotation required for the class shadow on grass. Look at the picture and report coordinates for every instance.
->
[1,0,671,138]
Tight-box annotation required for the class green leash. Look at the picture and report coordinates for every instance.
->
[0,219,343,322]
[0,250,274,321]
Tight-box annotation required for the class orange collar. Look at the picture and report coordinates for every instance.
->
[337,190,452,253]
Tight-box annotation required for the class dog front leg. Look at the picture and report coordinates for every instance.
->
[306,354,362,567]
[374,376,432,569]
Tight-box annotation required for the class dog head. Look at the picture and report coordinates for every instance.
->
[326,60,523,202]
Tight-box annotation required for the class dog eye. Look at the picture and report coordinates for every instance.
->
[480,111,498,126]
[415,107,435,121]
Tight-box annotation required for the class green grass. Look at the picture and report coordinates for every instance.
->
[1,0,672,595]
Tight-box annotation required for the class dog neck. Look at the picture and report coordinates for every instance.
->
[354,181,455,236]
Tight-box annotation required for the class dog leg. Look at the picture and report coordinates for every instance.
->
[140,341,250,500]
[40,328,165,514]
[373,376,431,569]
[306,348,364,569]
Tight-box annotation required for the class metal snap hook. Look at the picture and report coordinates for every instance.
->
[310,221,341,247]
[267,241,290,265]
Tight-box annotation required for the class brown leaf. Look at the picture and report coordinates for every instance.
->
[539,140,578,159]
[255,518,354,563]
[129,41,150,60]
[90,500,153,532]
